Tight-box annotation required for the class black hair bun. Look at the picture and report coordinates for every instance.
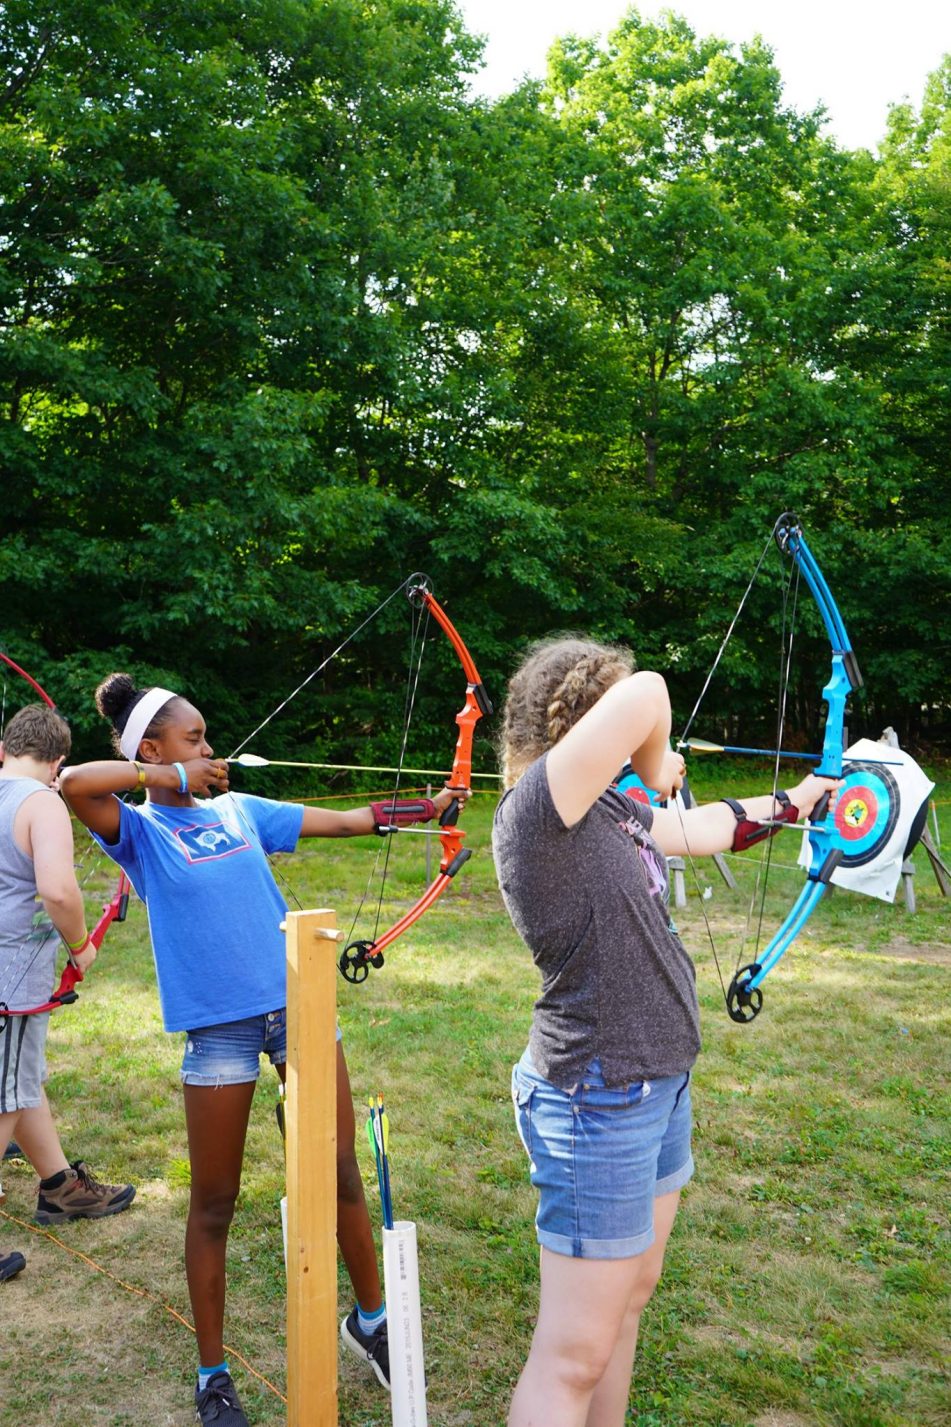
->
[95,672,139,724]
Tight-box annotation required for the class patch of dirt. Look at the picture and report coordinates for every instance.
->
[872,936,951,967]
[753,1413,815,1427]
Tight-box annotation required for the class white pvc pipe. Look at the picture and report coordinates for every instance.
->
[382,1221,428,1426]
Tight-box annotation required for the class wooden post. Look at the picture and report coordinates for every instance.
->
[919,825,951,897]
[285,908,339,1427]
[668,855,687,909]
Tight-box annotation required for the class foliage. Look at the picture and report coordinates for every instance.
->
[1,3,949,761]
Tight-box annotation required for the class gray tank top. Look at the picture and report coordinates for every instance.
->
[0,778,58,1010]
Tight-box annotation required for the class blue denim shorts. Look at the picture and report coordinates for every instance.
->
[512,1050,694,1259]
[180,1011,289,1086]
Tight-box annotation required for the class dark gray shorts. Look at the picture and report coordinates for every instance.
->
[0,1011,49,1112]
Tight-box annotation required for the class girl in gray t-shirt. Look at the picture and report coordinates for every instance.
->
[492,637,839,1427]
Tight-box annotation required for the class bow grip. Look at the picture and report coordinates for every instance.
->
[439,797,461,828]
[439,784,470,828]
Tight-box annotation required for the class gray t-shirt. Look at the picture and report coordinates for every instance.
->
[492,754,701,1089]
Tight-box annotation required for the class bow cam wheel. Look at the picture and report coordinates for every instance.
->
[726,966,764,1023]
[338,941,385,984]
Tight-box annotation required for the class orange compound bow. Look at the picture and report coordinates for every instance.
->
[337,577,492,982]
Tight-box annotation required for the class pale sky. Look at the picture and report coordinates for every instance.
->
[456,1,950,150]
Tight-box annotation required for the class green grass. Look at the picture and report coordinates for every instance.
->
[0,772,948,1426]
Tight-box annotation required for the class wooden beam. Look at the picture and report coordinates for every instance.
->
[285,909,339,1426]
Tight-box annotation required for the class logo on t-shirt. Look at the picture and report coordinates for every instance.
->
[618,817,667,899]
[173,821,251,863]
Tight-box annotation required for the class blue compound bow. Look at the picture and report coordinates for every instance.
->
[682,513,926,1023]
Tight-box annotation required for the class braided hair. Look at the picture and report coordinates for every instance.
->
[498,637,634,788]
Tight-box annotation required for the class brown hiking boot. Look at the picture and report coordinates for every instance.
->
[35,1161,135,1224]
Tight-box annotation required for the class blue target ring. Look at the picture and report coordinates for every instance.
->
[833,760,899,867]
[614,765,662,807]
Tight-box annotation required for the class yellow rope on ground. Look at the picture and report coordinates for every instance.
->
[0,1206,287,1405]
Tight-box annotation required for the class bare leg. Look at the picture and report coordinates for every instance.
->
[275,1045,382,1310]
[508,1191,682,1427]
[182,1081,256,1365]
[334,1043,383,1310]
[0,1110,20,1182]
[584,1190,681,1427]
[7,1090,69,1180]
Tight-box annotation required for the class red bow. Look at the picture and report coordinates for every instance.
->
[0,650,130,1019]
[338,580,492,982]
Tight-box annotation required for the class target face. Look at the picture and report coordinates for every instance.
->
[615,770,660,807]
[833,760,899,867]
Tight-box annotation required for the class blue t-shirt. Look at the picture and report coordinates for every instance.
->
[92,793,304,1032]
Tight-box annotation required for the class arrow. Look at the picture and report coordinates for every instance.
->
[367,1095,393,1229]
[680,738,901,765]
[229,753,499,779]
[680,738,822,760]
[377,1094,393,1229]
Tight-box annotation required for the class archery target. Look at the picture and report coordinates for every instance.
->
[798,738,935,903]
[614,767,661,806]
[832,760,899,867]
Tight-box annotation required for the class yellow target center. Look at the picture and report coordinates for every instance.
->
[843,797,869,829]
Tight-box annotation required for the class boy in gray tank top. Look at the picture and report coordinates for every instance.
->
[0,702,134,1282]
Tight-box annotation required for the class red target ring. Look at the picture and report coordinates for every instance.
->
[834,783,878,842]
[832,761,900,867]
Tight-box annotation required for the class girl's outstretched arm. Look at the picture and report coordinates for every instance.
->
[298,783,466,839]
[650,774,842,857]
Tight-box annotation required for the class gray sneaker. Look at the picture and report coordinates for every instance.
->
[0,1250,26,1281]
[195,1371,249,1426]
[341,1307,390,1389]
[35,1161,135,1224]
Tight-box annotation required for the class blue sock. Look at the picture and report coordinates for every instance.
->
[357,1301,386,1334]
[198,1360,229,1390]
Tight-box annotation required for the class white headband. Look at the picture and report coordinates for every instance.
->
[119,687,177,761]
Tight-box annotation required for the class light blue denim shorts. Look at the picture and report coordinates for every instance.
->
[181,1010,343,1086]
[180,1011,289,1086]
[512,1050,694,1259]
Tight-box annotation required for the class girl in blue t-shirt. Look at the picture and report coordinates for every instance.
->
[61,673,461,1427]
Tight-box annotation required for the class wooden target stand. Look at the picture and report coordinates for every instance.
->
[283,908,341,1425]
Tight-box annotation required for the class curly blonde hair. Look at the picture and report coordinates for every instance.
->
[498,637,635,788]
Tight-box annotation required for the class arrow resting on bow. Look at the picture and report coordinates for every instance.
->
[338,578,493,984]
